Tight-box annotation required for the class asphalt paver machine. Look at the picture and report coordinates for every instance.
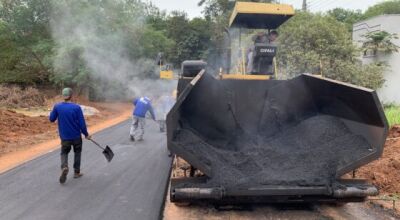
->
[166,2,388,204]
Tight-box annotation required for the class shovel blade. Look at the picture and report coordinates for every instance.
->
[102,146,114,162]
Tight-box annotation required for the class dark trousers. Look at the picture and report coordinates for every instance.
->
[61,138,82,173]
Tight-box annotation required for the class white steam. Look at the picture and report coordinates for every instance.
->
[50,0,176,100]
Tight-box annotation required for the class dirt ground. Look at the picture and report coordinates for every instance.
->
[0,99,131,156]
[357,125,400,195]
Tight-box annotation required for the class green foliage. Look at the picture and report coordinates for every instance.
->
[139,28,175,59]
[327,1,400,32]
[0,0,179,90]
[277,12,385,90]
[362,31,399,55]
[50,45,89,88]
[48,0,213,90]
[364,0,400,19]
[198,0,274,19]
[145,4,168,31]
[198,0,235,19]
[0,0,397,94]
[327,8,363,31]
[278,12,354,74]
[0,0,53,84]
[49,0,164,91]
[385,105,400,127]
[323,60,386,90]
[164,11,212,66]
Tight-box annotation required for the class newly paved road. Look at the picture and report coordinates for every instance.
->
[0,120,172,220]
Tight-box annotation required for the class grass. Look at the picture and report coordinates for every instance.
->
[384,105,400,127]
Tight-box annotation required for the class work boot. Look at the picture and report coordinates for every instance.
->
[74,172,83,179]
[130,135,135,142]
[59,167,69,184]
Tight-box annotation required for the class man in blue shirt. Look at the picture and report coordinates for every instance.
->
[49,88,91,184]
[130,97,156,141]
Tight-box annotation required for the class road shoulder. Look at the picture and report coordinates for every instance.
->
[0,110,131,173]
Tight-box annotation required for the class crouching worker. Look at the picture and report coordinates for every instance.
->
[49,88,91,184]
[130,97,155,141]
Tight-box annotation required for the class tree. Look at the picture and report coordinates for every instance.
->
[47,0,136,99]
[138,27,174,60]
[327,2,400,35]
[327,8,363,32]
[164,11,212,66]
[198,0,275,18]
[277,12,386,90]
[362,31,399,56]
[145,4,168,32]
[0,0,53,84]
[50,0,171,90]
[198,0,234,19]
[364,0,400,19]
[188,18,213,60]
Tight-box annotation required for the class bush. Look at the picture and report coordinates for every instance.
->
[385,105,400,127]
[0,85,46,108]
[277,12,386,90]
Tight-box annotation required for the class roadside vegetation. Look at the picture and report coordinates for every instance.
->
[0,0,214,98]
[1,0,400,94]
[201,0,400,90]
[277,12,386,89]
[0,85,46,108]
[385,105,400,127]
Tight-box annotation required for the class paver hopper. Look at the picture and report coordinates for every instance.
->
[167,71,388,204]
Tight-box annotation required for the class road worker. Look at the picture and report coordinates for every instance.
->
[130,96,156,141]
[49,88,91,184]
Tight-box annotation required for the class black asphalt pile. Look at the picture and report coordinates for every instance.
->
[171,75,375,189]
[174,114,371,188]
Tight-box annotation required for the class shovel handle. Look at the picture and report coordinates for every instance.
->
[89,139,105,150]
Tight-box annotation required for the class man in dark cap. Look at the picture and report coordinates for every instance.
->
[49,88,91,184]
[268,30,279,46]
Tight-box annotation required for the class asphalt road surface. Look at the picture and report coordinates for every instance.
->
[0,120,172,220]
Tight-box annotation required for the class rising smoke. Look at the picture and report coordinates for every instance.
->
[50,0,176,101]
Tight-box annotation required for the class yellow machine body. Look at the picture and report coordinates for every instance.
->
[219,74,271,80]
[160,70,174,79]
[160,63,174,79]
[229,2,295,29]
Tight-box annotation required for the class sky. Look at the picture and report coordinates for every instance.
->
[148,0,385,18]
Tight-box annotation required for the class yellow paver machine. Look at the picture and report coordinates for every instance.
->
[223,1,294,80]
[166,2,388,204]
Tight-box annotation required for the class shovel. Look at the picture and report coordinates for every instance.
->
[89,139,114,162]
